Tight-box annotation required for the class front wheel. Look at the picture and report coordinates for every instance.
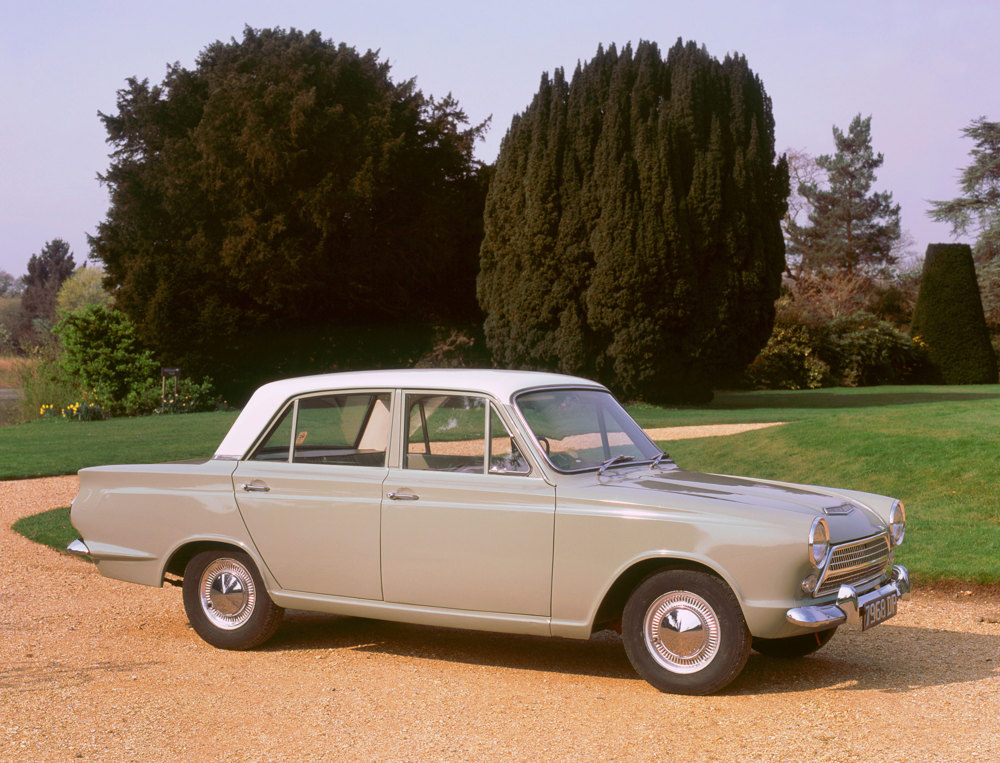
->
[622,570,750,695]
[182,550,284,650]
[752,627,837,658]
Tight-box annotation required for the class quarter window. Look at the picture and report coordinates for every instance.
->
[250,405,294,462]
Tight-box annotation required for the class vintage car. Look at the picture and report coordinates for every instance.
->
[69,369,910,694]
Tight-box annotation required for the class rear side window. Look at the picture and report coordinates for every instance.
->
[249,392,391,467]
[294,393,391,466]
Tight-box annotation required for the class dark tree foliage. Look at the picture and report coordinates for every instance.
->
[477,40,788,403]
[91,27,488,387]
[788,115,901,275]
[910,244,997,384]
[16,238,75,345]
[928,117,1000,262]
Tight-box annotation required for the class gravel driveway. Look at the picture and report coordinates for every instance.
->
[3,475,999,761]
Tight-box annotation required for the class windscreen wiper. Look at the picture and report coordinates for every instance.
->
[649,451,673,470]
[598,454,634,476]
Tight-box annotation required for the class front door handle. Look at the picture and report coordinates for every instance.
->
[241,482,270,493]
[387,491,419,501]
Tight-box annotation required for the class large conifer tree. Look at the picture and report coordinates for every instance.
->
[477,40,788,402]
[92,27,488,387]
[788,114,900,275]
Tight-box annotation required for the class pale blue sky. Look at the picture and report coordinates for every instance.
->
[1,0,995,277]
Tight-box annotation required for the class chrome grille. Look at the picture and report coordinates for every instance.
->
[816,533,892,596]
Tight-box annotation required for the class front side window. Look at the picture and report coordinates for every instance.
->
[405,394,486,472]
[516,388,660,472]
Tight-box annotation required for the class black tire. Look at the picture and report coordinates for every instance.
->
[182,550,284,650]
[752,627,837,658]
[622,570,750,695]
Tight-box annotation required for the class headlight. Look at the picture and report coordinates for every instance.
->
[808,517,830,568]
[889,500,906,546]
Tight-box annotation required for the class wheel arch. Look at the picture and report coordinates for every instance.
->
[162,538,264,582]
[590,555,741,636]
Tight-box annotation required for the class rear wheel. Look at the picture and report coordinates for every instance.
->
[622,570,750,695]
[752,627,837,658]
[182,550,284,650]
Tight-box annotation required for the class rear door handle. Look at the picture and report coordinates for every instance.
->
[241,482,270,493]
[387,491,419,501]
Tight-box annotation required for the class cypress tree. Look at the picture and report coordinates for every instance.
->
[911,243,997,384]
[478,40,788,402]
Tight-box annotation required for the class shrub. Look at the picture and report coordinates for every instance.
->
[53,305,158,414]
[817,312,927,386]
[744,324,828,390]
[155,378,220,414]
[910,243,998,384]
[17,347,83,423]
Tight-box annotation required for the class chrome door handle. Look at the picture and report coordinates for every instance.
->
[387,491,419,501]
[240,482,270,493]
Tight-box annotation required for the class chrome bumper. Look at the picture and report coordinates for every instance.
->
[66,538,91,557]
[786,565,911,630]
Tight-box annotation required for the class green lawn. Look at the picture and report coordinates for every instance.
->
[649,386,1000,584]
[4,385,1000,584]
[0,410,239,479]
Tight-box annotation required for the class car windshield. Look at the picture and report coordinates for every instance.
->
[515,388,661,472]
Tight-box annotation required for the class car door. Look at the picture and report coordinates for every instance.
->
[233,390,391,599]
[380,392,556,616]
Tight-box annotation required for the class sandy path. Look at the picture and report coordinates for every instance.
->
[2,475,999,761]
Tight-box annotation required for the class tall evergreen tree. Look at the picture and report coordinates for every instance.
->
[16,238,75,345]
[478,40,788,403]
[788,114,900,275]
[92,27,488,384]
[911,243,997,384]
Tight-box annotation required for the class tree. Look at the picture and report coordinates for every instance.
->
[781,148,824,280]
[91,27,488,391]
[0,270,25,297]
[478,40,788,403]
[56,265,113,315]
[16,238,75,345]
[929,117,1000,262]
[788,115,900,275]
[910,243,997,384]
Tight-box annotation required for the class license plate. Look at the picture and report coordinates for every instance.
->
[861,591,898,630]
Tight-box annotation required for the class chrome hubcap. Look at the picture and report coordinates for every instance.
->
[643,591,720,674]
[200,558,256,630]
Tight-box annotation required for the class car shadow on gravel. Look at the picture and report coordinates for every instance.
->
[730,624,1000,695]
[261,613,1000,693]
[263,612,637,680]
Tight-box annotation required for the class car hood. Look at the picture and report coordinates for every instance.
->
[567,465,888,542]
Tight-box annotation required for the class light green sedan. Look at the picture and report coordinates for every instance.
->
[69,369,910,694]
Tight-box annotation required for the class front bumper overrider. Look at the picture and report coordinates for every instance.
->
[786,565,911,630]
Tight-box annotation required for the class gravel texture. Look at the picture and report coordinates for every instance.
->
[3,472,1000,761]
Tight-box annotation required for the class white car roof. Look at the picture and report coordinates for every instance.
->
[213,368,605,460]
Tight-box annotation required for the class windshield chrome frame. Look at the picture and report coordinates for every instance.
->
[511,385,662,475]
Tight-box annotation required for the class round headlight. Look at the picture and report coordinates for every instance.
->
[808,517,830,568]
[889,500,906,546]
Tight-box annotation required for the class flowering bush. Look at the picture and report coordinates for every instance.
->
[38,401,106,421]
[154,378,219,415]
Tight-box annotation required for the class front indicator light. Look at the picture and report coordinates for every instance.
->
[889,500,906,546]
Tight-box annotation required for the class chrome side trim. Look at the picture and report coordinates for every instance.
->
[786,565,911,630]
[67,538,90,556]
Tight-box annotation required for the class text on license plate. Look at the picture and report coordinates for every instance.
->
[861,592,898,630]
